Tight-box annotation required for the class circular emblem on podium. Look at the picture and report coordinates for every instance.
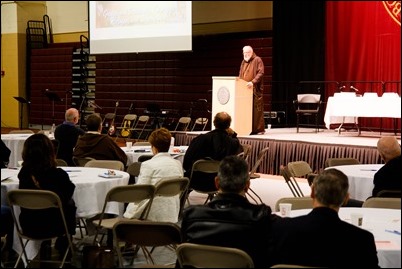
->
[217,86,230,105]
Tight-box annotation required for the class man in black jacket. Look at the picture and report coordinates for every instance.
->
[182,111,242,178]
[54,108,85,166]
[270,169,379,268]
[181,155,277,268]
[372,136,401,196]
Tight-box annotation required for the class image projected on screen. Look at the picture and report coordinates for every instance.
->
[89,1,192,54]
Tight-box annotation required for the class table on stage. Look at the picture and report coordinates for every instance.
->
[324,92,401,134]
[1,133,34,168]
[286,207,401,268]
[327,164,383,201]
[122,145,188,166]
[1,166,129,261]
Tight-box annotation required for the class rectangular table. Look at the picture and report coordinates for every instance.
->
[324,93,401,134]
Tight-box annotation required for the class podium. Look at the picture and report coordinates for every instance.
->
[212,77,253,136]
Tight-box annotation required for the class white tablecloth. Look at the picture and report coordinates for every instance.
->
[327,164,384,201]
[288,207,401,268]
[1,134,33,168]
[324,94,401,130]
[1,166,129,262]
[122,145,188,165]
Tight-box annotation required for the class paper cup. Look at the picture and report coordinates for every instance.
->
[279,203,292,217]
[126,142,133,150]
[351,213,363,226]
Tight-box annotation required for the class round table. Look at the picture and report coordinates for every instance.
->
[1,166,129,218]
[1,166,129,262]
[1,133,33,168]
[326,164,383,200]
[122,145,188,165]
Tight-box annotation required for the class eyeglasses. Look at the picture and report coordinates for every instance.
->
[243,51,252,55]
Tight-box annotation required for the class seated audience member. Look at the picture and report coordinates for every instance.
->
[18,133,77,256]
[73,113,127,166]
[181,155,278,268]
[1,139,11,168]
[372,136,401,196]
[124,128,184,223]
[54,108,85,166]
[182,111,242,178]
[270,168,379,268]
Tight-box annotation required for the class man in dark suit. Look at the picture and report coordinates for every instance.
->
[372,136,401,196]
[54,108,85,166]
[182,111,242,178]
[270,168,379,268]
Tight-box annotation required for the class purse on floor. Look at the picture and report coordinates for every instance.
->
[82,245,115,268]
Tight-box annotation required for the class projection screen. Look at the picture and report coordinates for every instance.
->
[89,1,192,54]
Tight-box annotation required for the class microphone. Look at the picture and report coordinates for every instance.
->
[339,86,346,90]
[350,86,359,92]
[317,87,321,93]
[129,102,134,111]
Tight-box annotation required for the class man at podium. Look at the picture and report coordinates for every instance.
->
[239,45,265,135]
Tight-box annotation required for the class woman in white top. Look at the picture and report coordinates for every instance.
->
[124,127,184,222]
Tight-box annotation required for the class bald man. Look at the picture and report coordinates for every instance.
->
[182,112,243,178]
[372,136,401,196]
[54,108,85,166]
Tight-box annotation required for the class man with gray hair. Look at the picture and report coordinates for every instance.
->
[372,136,401,196]
[181,155,277,267]
[54,108,85,166]
[270,169,379,267]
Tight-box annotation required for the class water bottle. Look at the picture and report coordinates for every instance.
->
[169,137,175,152]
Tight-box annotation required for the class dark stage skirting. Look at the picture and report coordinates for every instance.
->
[173,128,398,175]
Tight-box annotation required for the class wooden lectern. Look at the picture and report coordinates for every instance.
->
[212,76,253,136]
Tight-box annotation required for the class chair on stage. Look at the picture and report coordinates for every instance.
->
[176,243,254,268]
[173,117,192,132]
[7,189,75,268]
[131,115,151,141]
[324,157,360,168]
[191,117,208,131]
[115,114,137,142]
[102,113,116,132]
[293,94,321,133]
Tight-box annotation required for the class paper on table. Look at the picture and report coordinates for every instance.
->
[375,241,400,250]
[1,169,19,181]
[98,173,123,178]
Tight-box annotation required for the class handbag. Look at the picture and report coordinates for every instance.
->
[82,245,115,268]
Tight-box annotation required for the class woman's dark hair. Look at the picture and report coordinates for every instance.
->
[22,133,57,174]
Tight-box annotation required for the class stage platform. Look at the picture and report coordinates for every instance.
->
[175,127,401,176]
